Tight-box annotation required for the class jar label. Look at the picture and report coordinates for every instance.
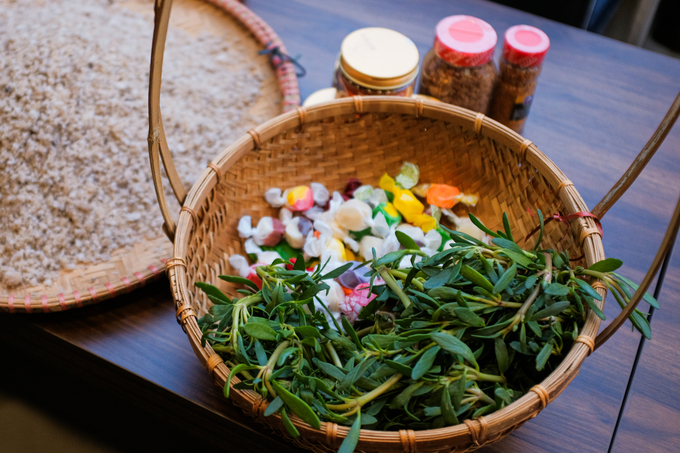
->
[511,95,533,121]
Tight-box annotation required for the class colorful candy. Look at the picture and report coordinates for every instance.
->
[339,282,377,322]
[392,188,424,223]
[284,185,315,211]
[427,184,461,209]
[395,162,419,189]
[372,202,401,226]
[335,199,373,231]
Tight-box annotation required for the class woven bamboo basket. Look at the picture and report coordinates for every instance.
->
[149,0,680,450]
[0,0,299,313]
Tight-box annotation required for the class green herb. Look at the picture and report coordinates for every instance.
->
[195,210,656,448]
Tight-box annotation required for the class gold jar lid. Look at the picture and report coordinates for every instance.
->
[339,27,419,90]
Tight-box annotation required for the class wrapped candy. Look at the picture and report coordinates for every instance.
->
[303,220,333,257]
[264,188,286,208]
[284,186,315,211]
[252,217,285,246]
[372,202,401,226]
[340,283,377,323]
[352,185,374,203]
[279,207,293,226]
[311,182,330,206]
[228,255,263,289]
[359,236,385,260]
[285,217,313,249]
[442,209,486,242]
[426,184,461,209]
[370,213,391,239]
[335,199,373,232]
[392,188,424,223]
[325,237,347,262]
[413,213,437,232]
[337,261,371,289]
[366,188,389,208]
[395,162,419,189]
[237,216,254,238]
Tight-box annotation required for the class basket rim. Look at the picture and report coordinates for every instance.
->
[169,96,606,451]
[0,0,300,313]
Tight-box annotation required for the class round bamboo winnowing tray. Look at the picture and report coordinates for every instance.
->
[0,0,299,313]
[166,97,606,453]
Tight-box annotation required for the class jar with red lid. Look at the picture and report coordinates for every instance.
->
[333,27,420,98]
[489,25,550,133]
[418,15,498,113]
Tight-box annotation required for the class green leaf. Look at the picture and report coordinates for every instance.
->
[493,261,517,294]
[454,307,486,327]
[243,323,278,341]
[584,296,606,320]
[536,341,553,371]
[342,315,363,350]
[280,407,300,438]
[294,254,306,271]
[338,410,361,453]
[309,377,343,400]
[375,250,407,266]
[613,273,660,309]
[320,262,354,281]
[396,230,421,251]
[384,359,414,376]
[254,340,268,366]
[495,386,513,405]
[460,265,494,294]
[390,382,424,409]
[271,380,321,430]
[494,337,509,375]
[630,310,652,340]
[423,266,457,290]
[572,277,603,301]
[219,274,259,291]
[530,301,571,321]
[502,212,514,242]
[195,282,231,304]
[588,258,623,273]
[224,364,259,398]
[545,282,570,296]
[300,283,330,301]
[441,383,459,426]
[532,209,545,251]
[264,396,284,416]
[412,346,441,380]
[313,358,347,380]
[468,213,500,238]
[431,332,478,369]
[295,326,321,338]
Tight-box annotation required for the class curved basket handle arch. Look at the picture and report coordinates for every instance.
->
[593,91,680,350]
[148,0,187,241]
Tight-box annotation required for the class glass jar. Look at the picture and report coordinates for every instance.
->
[333,28,420,98]
[418,16,498,113]
[489,25,550,133]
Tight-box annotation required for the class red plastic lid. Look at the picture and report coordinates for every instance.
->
[433,15,497,67]
[503,25,550,67]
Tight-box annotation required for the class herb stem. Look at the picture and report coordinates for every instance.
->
[326,373,403,411]
[387,269,425,291]
[379,266,412,309]
[326,342,343,368]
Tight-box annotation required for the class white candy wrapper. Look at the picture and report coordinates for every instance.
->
[367,188,389,208]
[303,206,325,221]
[422,229,443,256]
[381,231,401,256]
[244,238,262,255]
[258,251,281,265]
[311,182,330,206]
[264,188,286,208]
[342,236,359,253]
[303,220,333,257]
[279,207,293,226]
[371,212,390,238]
[335,199,374,232]
[285,217,306,249]
[237,216,253,238]
[359,236,384,260]
[228,254,250,278]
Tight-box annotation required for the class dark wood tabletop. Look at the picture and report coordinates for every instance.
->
[2,0,680,452]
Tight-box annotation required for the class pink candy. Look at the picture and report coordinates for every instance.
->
[285,186,315,211]
[246,264,263,290]
[340,282,376,323]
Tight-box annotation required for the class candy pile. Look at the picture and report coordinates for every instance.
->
[229,163,482,325]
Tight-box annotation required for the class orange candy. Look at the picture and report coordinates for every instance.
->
[426,184,461,209]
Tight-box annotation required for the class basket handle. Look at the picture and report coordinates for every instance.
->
[592,91,680,350]
[148,0,187,241]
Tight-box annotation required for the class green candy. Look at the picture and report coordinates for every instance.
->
[372,202,402,226]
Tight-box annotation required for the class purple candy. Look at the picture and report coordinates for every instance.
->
[297,216,313,236]
[337,261,371,289]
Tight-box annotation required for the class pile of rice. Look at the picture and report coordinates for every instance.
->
[0,0,267,288]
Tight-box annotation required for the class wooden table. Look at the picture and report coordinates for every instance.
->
[2,0,679,452]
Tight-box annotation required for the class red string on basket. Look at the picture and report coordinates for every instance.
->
[525,210,603,261]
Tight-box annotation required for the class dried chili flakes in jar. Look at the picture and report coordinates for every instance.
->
[489,25,550,133]
[418,15,497,113]
[333,27,420,98]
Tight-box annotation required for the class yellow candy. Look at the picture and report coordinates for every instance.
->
[345,248,357,262]
[379,173,396,192]
[413,214,437,232]
[393,189,424,223]
[384,202,399,218]
[326,238,347,261]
